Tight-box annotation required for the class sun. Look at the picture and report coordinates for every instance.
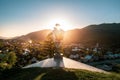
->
[48,18,73,31]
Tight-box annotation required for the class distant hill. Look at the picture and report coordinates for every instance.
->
[0,36,9,39]
[13,23,120,47]
[15,29,52,41]
[64,23,120,45]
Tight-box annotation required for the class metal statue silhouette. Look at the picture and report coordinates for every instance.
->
[51,23,64,67]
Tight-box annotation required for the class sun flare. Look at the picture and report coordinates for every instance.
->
[48,18,73,31]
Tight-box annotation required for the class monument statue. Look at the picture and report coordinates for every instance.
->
[52,23,64,67]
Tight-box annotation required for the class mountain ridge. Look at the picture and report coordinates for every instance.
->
[2,23,120,47]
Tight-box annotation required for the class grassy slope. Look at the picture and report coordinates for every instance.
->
[1,67,120,80]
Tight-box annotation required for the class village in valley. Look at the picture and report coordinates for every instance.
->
[0,39,120,71]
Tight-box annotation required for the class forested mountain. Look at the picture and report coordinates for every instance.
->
[12,23,120,47]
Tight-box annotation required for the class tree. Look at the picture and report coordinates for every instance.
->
[0,51,17,70]
[41,33,56,58]
[7,52,17,66]
[0,40,4,49]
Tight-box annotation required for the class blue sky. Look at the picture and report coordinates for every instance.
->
[0,0,120,37]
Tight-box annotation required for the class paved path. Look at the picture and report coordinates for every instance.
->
[24,57,108,73]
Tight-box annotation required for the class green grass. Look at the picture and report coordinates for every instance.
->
[0,67,120,80]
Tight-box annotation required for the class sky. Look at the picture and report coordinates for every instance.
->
[0,0,120,37]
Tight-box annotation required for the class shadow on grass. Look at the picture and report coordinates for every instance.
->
[1,67,120,80]
[0,67,78,80]
[0,67,47,80]
[41,68,78,80]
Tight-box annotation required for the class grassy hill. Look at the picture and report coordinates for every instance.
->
[1,67,120,80]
